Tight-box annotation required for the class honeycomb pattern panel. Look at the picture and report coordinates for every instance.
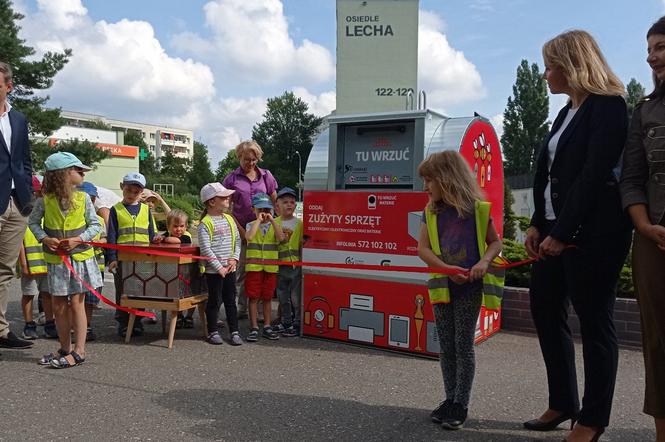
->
[145,276,168,298]
[135,261,156,281]
[156,262,178,282]
[123,275,144,297]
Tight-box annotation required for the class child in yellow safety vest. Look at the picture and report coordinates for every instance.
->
[19,175,57,340]
[78,182,106,342]
[272,187,302,337]
[244,192,285,342]
[197,183,241,345]
[28,152,103,368]
[106,172,155,338]
[416,151,503,430]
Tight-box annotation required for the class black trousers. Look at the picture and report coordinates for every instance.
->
[529,223,631,428]
[205,272,238,334]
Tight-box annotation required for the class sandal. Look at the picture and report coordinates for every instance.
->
[50,350,85,369]
[38,349,69,366]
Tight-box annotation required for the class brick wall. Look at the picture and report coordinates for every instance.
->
[501,287,642,348]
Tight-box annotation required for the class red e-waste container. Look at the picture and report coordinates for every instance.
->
[301,109,504,357]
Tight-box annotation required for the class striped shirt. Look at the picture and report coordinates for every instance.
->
[197,215,241,273]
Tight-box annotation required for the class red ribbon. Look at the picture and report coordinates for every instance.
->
[56,250,155,318]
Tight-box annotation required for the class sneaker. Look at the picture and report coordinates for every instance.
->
[430,399,453,424]
[273,323,286,334]
[262,326,279,340]
[86,327,96,342]
[44,320,58,339]
[206,331,223,345]
[441,403,467,430]
[35,312,46,326]
[22,321,38,340]
[282,326,298,337]
[230,332,243,346]
[0,331,34,348]
[246,328,259,342]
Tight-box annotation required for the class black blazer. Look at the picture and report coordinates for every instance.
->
[531,94,631,243]
[0,108,33,214]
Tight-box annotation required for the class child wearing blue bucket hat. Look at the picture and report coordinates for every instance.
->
[28,152,103,368]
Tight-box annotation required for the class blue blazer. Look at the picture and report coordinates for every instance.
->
[0,109,33,214]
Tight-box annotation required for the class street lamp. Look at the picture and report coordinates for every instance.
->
[294,150,302,201]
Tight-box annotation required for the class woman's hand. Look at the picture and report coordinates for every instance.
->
[538,235,565,258]
[524,226,540,258]
[469,259,490,282]
[42,237,60,251]
[447,265,469,285]
[641,224,665,251]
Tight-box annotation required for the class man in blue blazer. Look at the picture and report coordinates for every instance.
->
[0,62,34,349]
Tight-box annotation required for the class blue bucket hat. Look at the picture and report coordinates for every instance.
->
[122,172,146,188]
[251,192,273,209]
[44,152,92,172]
[78,182,98,198]
[276,187,297,200]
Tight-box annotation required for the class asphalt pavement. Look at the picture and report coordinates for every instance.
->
[0,278,655,441]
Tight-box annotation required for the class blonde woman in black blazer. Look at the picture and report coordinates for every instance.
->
[523,31,631,442]
[620,16,665,442]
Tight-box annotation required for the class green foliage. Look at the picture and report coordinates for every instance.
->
[251,91,323,190]
[124,131,148,149]
[503,184,517,240]
[189,141,215,192]
[516,216,531,233]
[502,238,532,288]
[215,149,239,182]
[0,0,71,136]
[31,139,111,173]
[626,78,645,118]
[82,119,112,131]
[501,60,550,176]
[162,194,203,223]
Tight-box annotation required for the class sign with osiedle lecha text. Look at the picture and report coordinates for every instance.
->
[336,0,419,115]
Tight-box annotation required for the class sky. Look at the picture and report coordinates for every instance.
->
[10,0,664,166]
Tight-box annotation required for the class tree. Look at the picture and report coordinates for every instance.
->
[501,60,550,177]
[188,141,215,191]
[503,183,517,240]
[83,119,112,131]
[251,91,323,190]
[626,78,645,118]
[31,139,111,173]
[156,149,191,193]
[215,149,239,182]
[0,0,71,136]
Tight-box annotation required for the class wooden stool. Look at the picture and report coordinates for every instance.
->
[121,294,208,349]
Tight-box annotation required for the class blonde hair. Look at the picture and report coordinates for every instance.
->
[418,151,484,218]
[167,209,188,227]
[42,168,76,211]
[235,140,263,161]
[542,30,624,96]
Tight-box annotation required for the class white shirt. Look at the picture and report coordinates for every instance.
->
[544,107,578,220]
[0,100,14,188]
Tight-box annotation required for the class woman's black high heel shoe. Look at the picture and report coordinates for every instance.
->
[523,412,577,431]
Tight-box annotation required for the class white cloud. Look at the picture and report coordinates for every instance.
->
[418,10,485,111]
[292,87,336,117]
[23,0,215,115]
[172,0,335,88]
[490,114,504,139]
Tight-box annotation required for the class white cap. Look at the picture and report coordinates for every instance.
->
[200,182,235,203]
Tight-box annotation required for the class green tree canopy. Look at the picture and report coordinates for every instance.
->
[188,141,215,192]
[503,183,517,240]
[626,78,645,118]
[31,139,111,173]
[215,149,239,182]
[251,91,323,191]
[0,0,71,136]
[501,60,550,177]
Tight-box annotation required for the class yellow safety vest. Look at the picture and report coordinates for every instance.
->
[23,224,47,274]
[199,214,238,273]
[43,192,96,264]
[246,221,279,273]
[94,215,105,272]
[425,201,505,310]
[275,216,302,265]
[114,202,150,245]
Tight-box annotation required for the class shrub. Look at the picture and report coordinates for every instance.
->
[502,238,532,288]
[163,194,203,225]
